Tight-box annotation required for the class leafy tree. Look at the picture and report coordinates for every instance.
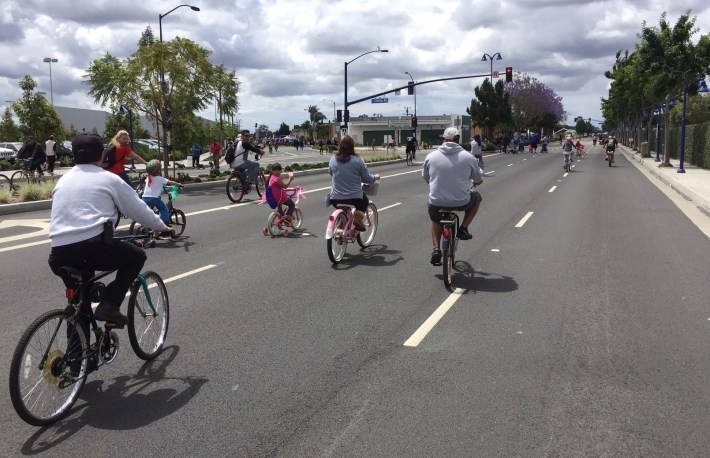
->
[11,76,65,142]
[277,122,290,136]
[467,79,512,138]
[505,73,564,135]
[0,108,21,141]
[633,11,710,165]
[84,27,225,176]
[669,93,710,125]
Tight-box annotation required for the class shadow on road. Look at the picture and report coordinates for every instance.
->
[20,345,208,454]
[331,244,403,270]
[434,260,519,293]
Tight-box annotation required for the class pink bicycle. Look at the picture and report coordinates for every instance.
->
[263,186,305,237]
[325,182,379,264]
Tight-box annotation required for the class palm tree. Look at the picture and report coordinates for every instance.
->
[306,105,326,141]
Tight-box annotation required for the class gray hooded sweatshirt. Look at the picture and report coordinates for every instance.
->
[422,142,483,207]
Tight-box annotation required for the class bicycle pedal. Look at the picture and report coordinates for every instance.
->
[104,322,125,330]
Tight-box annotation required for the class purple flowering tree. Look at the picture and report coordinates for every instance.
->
[505,73,565,134]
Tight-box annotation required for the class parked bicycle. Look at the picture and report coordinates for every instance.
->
[10,159,47,191]
[129,184,186,240]
[226,168,266,203]
[325,182,379,264]
[8,234,170,426]
[437,210,460,289]
[263,186,305,237]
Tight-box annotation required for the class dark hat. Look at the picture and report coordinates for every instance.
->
[72,133,103,154]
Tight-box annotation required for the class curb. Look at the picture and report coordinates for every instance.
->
[621,147,710,216]
[0,158,404,216]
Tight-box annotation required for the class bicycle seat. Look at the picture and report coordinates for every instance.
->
[334,203,355,209]
[57,266,85,281]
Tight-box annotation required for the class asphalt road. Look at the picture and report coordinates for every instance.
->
[1,144,709,457]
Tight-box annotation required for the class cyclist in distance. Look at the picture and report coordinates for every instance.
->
[328,135,379,231]
[423,127,483,265]
[406,134,418,161]
[48,133,171,326]
[229,130,263,184]
[562,134,575,166]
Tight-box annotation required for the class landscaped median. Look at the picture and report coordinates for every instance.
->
[0,154,403,216]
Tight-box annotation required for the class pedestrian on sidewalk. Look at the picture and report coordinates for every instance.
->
[210,139,222,171]
[191,142,202,168]
[45,134,57,175]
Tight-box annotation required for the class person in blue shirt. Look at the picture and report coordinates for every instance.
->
[191,143,203,168]
[328,135,379,231]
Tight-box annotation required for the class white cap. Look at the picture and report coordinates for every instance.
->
[441,127,460,141]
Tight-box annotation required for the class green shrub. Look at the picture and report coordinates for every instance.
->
[0,160,10,171]
[59,156,74,167]
[19,181,55,201]
[0,188,11,203]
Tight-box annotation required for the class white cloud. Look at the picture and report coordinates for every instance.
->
[0,0,709,132]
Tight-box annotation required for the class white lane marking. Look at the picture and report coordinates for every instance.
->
[515,211,534,228]
[484,170,495,175]
[563,172,569,178]
[523,158,527,161]
[404,288,464,347]
[0,219,50,244]
[162,264,217,284]
[125,264,218,296]
[491,248,500,252]
[507,164,514,167]
[378,203,401,212]
[0,239,50,253]
[381,169,422,178]
[548,186,557,193]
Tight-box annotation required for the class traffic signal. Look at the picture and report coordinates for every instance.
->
[505,67,513,82]
[411,117,417,128]
[407,81,414,95]
[344,109,350,123]
[337,109,342,122]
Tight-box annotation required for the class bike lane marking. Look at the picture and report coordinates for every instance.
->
[515,211,534,228]
[124,264,218,296]
[548,186,557,193]
[404,288,465,347]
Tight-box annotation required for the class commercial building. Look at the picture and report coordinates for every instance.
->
[345,114,471,146]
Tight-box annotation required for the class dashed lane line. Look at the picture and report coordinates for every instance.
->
[515,211,534,228]
[549,186,557,193]
[404,288,465,347]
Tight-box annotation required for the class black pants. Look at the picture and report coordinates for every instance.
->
[48,236,147,307]
[30,158,45,174]
[281,198,295,216]
[330,193,369,212]
[46,155,56,173]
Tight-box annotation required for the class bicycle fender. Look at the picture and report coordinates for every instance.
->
[325,209,344,239]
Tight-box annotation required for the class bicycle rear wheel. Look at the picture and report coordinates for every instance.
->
[169,208,186,237]
[226,174,244,203]
[356,203,378,248]
[327,213,348,264]
[0,173,10,192]
[11,170,29,188]
[9,309,88,426]
[128,271,169,360]
[442,230,454,289]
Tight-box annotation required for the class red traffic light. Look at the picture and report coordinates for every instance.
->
[411,117,417,128]
[505,67,513,82]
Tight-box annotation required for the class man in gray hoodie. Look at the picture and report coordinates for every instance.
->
[422,127,483,265]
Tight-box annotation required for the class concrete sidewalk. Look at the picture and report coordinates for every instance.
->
[618,145,710,217]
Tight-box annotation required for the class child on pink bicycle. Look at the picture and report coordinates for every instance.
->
[267,163,296,221]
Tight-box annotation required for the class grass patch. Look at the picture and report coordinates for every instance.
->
[0,188,11,203]
[18,181,56,201]
[364,154,400,163]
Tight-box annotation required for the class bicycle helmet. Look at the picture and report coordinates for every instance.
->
[146,159,161,174]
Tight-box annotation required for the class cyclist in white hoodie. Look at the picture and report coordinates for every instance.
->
[422,127,483,265]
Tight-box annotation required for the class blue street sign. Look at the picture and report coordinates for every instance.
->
[371,97,388,103]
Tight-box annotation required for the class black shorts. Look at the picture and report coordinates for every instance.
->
[330,193,370,212]
[428,191,482,222]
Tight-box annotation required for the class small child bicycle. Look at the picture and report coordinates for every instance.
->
[263,186,305,237]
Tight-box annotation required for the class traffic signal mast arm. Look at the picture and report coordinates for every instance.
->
[346,73,492,108]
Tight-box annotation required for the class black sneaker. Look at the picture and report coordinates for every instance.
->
[93,301,128,327]
[458,227,472,240]
[430,248,442,265]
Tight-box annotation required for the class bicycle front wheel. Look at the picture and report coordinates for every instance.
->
[226,174,244,203]
[356,203,378,248]
[327,213,348,264]
[0,173,11,192]
[9,309,88,426]
[291,208,303,230]
[128,271,169,360]
[255,172,266,198]
[11,170,29,188]
[266,211,283,236]
[169,208,186,237]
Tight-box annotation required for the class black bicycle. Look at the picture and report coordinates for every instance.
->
[8,236,170,426]
[129,185,186,239]
[438,210,460,289]
[226,168,267,203]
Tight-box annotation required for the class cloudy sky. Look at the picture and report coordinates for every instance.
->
[1,0,709,133]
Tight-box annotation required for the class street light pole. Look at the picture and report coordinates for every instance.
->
[43,57,58,105]
[158,4,200,174]
[404,71,417,139]
[344,47,388,136]
[480,52,502,82]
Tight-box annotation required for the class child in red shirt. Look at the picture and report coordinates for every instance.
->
[268,163,295,220]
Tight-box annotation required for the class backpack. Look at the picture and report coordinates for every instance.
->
[264,185,278,209]
[224,144,236,164]
[102,145,117,169]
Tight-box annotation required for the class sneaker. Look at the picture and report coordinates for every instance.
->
[430,248,442,265]
[93,301,128,327]
[458,227,472,240]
